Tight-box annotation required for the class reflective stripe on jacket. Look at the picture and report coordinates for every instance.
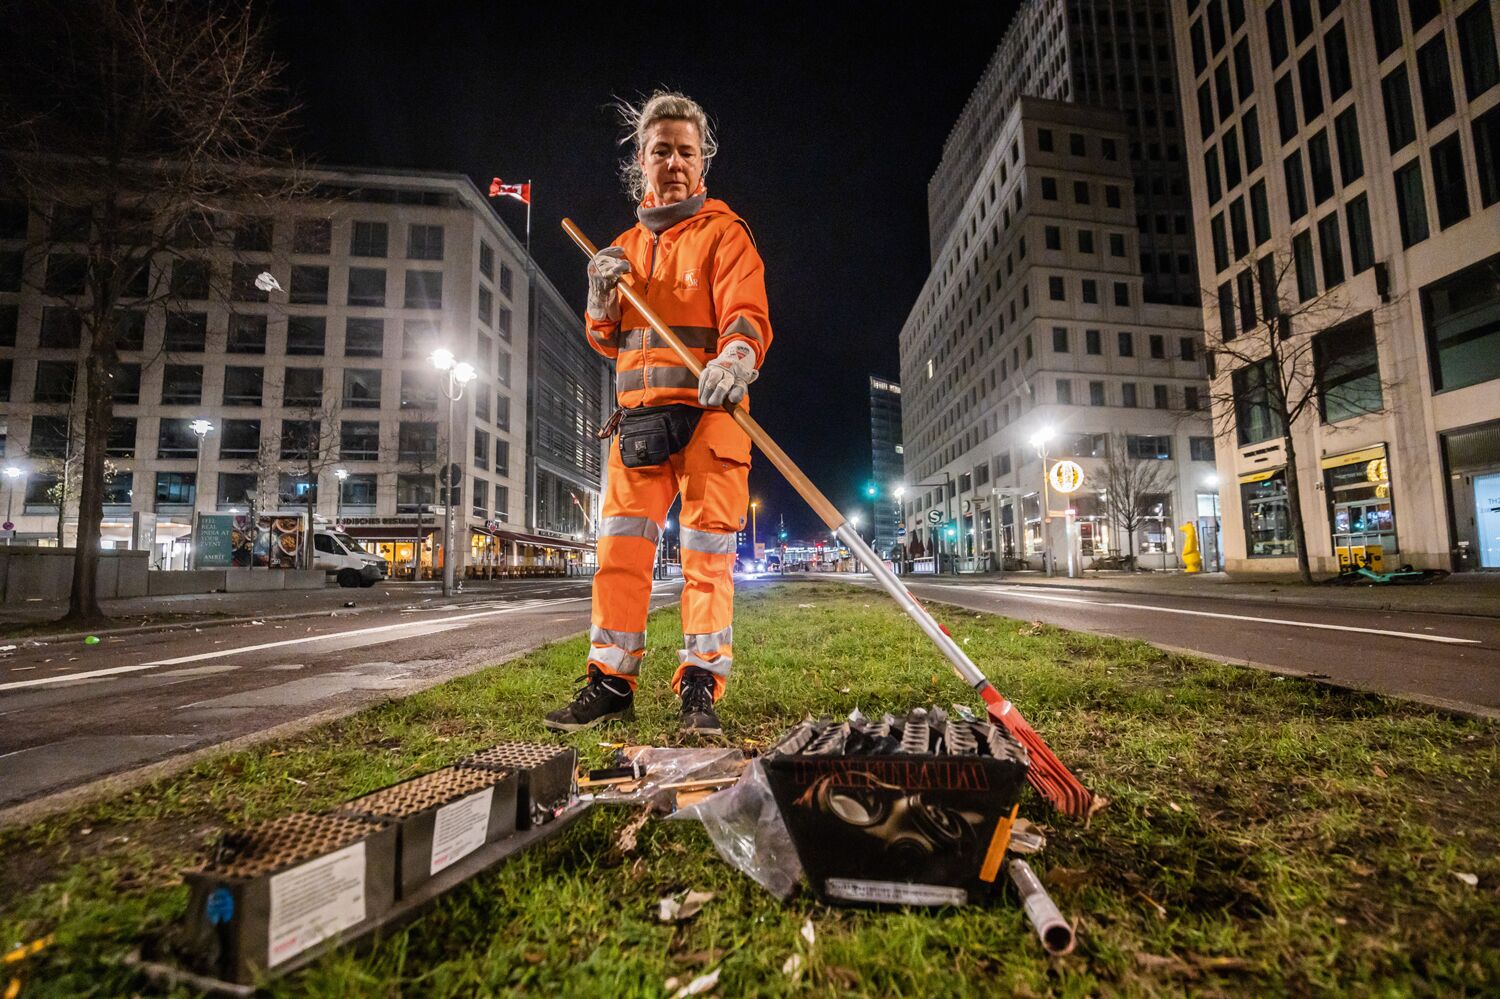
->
[584,197,772,409]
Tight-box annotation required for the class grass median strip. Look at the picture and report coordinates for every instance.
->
[2,581,1497,996]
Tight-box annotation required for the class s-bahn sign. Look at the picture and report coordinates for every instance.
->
[1048,460,1085,494]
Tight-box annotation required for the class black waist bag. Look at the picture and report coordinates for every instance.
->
[617,404,705,468]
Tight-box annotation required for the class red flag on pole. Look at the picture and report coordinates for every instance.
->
[488,178,531,204]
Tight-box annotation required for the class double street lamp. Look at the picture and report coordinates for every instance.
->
[430,348,476,597]
[335,468,349,528]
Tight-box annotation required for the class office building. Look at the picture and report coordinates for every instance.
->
[1173,0,1500,572]
[526,272,612,550]
[0,165,603,575]
[928,0,1199,306]
[899,98,1216,570]
[867,376,905,558]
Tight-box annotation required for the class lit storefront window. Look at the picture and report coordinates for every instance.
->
[1240,470,1296,557]
[1323,445,1396,570]
[1138,492,1175,553]
[1022,492,1043,555]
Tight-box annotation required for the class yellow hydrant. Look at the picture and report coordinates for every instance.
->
[1180,522,1203,573]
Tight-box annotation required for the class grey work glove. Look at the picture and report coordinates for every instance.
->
[586,246,631,322]
[698,341,759,407]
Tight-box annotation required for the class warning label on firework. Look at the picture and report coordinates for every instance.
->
[267,842,366,967]
[824,877,968,907]
[430,787,494,875]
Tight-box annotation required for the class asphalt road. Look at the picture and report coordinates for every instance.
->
[885,577,1500,717]
[0,577,698,811]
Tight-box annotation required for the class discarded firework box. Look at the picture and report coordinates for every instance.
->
[459,741,576,829]
[763,708,1030,907]
[178,812,398,985]
[336,766,519,898]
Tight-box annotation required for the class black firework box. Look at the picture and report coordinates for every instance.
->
[763,708,1030,907]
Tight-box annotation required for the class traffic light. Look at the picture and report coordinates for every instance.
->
[944,523,958,541]
[778,528,788,542]
[864,481,878,498]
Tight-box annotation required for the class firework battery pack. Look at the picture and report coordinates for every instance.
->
[763,708,1031,907]
[336,766,519,898]
[179,812,399,984]
[161,742,578,988]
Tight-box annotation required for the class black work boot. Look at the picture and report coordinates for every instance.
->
[678,666,723,736]
[543,665,634,732]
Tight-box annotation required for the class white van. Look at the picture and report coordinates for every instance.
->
[312,529,388,587]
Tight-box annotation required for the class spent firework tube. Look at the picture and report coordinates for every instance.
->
[1008,859,1076,955]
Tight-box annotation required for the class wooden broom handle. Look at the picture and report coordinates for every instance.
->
[562,218,845,530]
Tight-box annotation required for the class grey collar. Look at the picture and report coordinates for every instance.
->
[637,193,705,234]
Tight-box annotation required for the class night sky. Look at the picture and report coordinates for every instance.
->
[271,1,1021,541]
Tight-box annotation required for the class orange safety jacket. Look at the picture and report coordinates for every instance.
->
[584,194,772,409]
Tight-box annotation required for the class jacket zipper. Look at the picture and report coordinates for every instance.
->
[643,233,659,390]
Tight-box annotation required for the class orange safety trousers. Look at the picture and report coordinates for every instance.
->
[589,409,749,701]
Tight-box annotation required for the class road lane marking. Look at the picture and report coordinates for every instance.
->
[916,582,1479,646]
[1097,601,1480,644]
[0,599,591,692]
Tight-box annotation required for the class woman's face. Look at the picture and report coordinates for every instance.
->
[638,119,703,205]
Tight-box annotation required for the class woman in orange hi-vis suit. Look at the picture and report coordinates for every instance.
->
[544,91,771,736]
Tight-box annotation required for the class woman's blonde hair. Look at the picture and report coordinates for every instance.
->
[616,90,718,202]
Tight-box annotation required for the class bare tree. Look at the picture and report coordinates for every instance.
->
[0,0,302,626]
[23,411,116,546]
[273,396,345,571]
[1101,433,1178,569]
[1201,249,1397,584]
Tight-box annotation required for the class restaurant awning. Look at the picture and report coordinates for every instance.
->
[340,525,440,541]
[473,524,595,552]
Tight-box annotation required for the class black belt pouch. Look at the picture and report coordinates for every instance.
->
[617,404,704,468]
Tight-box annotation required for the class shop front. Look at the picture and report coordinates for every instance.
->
[1239,468,1296,558]
[1322,444,1397,571]
[471,525,597,578]
[338,516,440,580]
[1442,419,1500,571]
[1070,492,1109,559]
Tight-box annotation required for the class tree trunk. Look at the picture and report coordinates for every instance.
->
[1281,431,1315,585]
[305,467,317,571]
[62,348,114,625]
[1269,331,1316,585]
[1127,526,1137,571]
[415,508,425,581]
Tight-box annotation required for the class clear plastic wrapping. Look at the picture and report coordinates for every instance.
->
[667,758,804,899]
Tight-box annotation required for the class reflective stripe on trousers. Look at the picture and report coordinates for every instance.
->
[680,526,737,555]
[589,642,644,677]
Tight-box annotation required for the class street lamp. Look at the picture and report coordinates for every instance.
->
[189,419,214,568]
[335,468,349,528]
[749,499,759,560]
[431,348,477,597]
[2,465,23,545]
